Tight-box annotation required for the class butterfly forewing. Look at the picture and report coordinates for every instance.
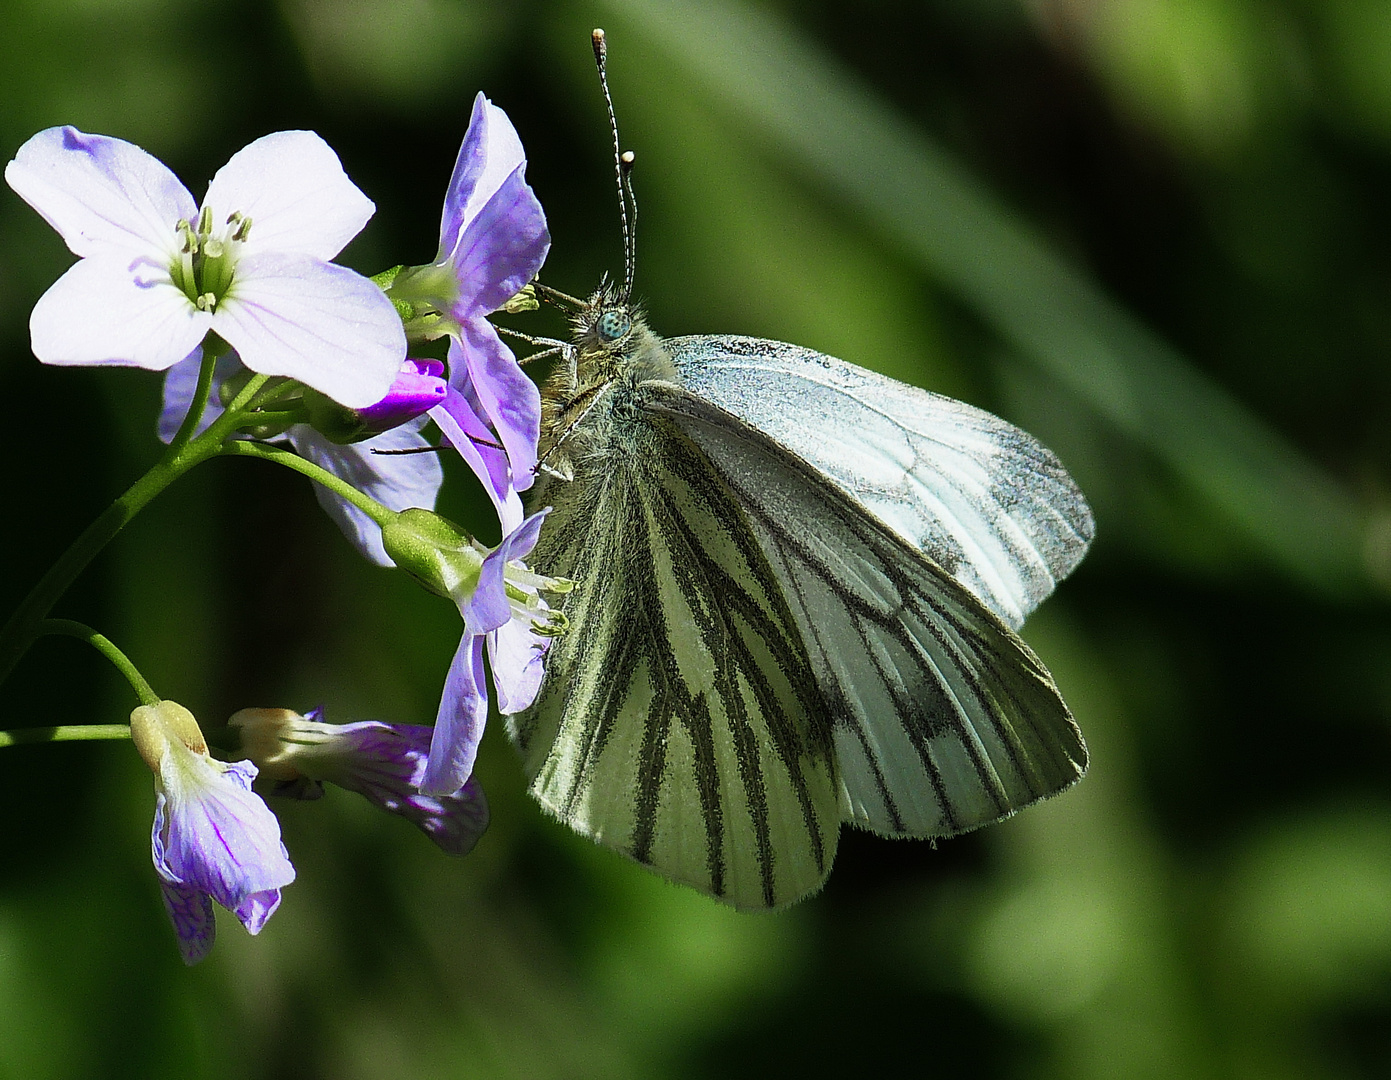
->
[667,335,1094,631]
[512,405,841,908]
[641,383,1088,841]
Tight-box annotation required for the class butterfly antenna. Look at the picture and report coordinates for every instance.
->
[592,28,636,302]
[620,150,637,301]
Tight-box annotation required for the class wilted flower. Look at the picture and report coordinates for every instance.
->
[5,126,404,407]
[129,700,295,965]
[159,350,444,567]
[380,507,569,795]
[230,706,489,855]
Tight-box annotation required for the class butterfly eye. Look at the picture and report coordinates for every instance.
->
[596,310,631,343]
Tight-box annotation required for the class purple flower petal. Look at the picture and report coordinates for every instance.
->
[158,879,217,966]
[448,163,550,320]
[215,251,405,408]
[30,254,209,370]
[315,720,490,855]
[151,749,295,937]
[355,358,449,432]
[430,384,524,534]
[422,635,489,795]
[203,130,375,262]
[439,94,526,263]
[291,416,443,567]
[454,324,539,492]
[463,509,545,635]
[489,615,549,714]
[4,126,195,260]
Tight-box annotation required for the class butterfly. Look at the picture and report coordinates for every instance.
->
[503,29,1092,908]
[505,281,1093,909]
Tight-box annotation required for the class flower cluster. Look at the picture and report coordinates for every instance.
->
[4,92,562,962]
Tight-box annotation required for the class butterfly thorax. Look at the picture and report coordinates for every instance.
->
[538,284,678,479]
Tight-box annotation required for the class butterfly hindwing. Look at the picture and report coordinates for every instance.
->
[512,398,841,908]
[667,335,1094,630]
[642,382,1088,840]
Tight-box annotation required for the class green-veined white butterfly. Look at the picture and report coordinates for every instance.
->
[505,32,1092,909]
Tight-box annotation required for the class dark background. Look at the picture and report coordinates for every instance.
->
[3,0,1391,1076]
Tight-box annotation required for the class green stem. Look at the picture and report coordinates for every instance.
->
[0,371,290,690]
[0,725,130,748]
[37,619,159,706]
[167,345,219,456]
[218,440,396,526]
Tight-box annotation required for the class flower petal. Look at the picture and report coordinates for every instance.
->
[4,126,195,260]
[488,616,549,714]
[455,324,539,491]
[158,879,217,966]
[430,384,524,534]
[290,417,443,567]
[447,164,549,320]
[463,509,546,636]
[438,94,526,261]
[30,254,209,370]
[355,358,448,432]
[158,348,243,443]
[154,751,296,925]
[213,251,404,408]
[202,131,374,261]
[302,719,490,855]
[232,887,283,936]
[422,635,488,795]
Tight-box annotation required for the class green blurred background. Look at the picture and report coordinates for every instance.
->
[3,0,1391,1076]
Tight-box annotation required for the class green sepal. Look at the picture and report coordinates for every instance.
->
[371,265,405,289]
[380,508,483,602]
[301,387,373,444]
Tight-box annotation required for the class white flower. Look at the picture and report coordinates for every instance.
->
[5,126,405,408]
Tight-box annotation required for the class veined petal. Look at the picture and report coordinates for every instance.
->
[153,750,294,932]
[290,417,443,567]
[422,635,488,795]
[430,386,524,534]
[454,324,539,492]
[438,93,526,261]
[447,164,549,319]
[489,616,549,714]
[158,879,216,966]
[4,126,195,261]
[30,254,209,370]
[214,252,404,409]
[450,162,548,318]
[203,131,374,261]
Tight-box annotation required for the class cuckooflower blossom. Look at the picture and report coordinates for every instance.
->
[388,94,550,526]
[380,507,569,795]
[159,350,444,567]
[129,700,295,965]
[5,126,404,408]
[229,706,489,855]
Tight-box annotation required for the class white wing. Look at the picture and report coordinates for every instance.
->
[643,383,1087,840]
[668,335,1094,630]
